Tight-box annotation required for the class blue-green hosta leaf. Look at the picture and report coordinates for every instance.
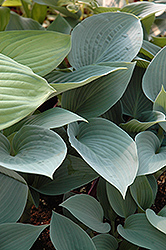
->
[118,213,166,250]
[121,66,152,118]
[50,211,97,250]
[147,175,158,201]
[142,46,166,102]
[106,183,137,218]
[146,209,166,234]
[62,62,136,119]
[0,125,67,177]
[60,194,110,233]
[92,234,118,250]
[153,85,166,115]
[0,223,47,250]
[121,2,166,19]
[6,11,45,30]
[130,176,154,211]
[32,155,98,195]
[140,40,161,59]
[120,111,165,133]
[0,30,71,76]
[0,7,10,31]
[68,118,138,198]
[47,64,124,95]
[0,54,55,130]
[0,166,28,223]
[68,12,143,69]
[47,14,72,34]
[136,131,166,176]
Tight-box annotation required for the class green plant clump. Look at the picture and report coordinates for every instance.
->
[0,0,166,249]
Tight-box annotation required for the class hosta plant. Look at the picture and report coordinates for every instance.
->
[0,0,166,249]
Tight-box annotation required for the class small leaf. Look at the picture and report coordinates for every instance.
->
[146,209,166,234]
[92,234,118,250]
[0,30,71,76]
[0,223,47,250]
[106,183,137,218]
[31,2,47,24]
[68,118,138,198]
[50,211,97,250]
[140,40,161,59]
[47,14,71,34]
[153,85,166,115]
[0,166,28,223]
[60,194,110,233]
[151,36,166,47]
[0,7,10,31]
[118,213,166,250]
[0,125,67,177]
[136,131,166,176]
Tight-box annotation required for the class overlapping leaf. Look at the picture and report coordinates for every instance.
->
[136,131,166,176]
[68,118,138,198]
[140,40,161,59]
[146,209,166,234]
[47,14,71,34]
[60,194,110,233]
[0,7,10,31]
[0,30,71,76]
[118,213,166,250]
[92,234,118,250]
[68,12,143,69]
[0,125,67,177]
[0,54,55,130]
[0,166,28,223]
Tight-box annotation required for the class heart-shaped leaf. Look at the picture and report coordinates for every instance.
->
[0,125,67,177]
[142,46,166,102]
[118,213,166,250]
[0,223,48,250]
[0,30,71,76]
[146,209,166,234]
[60,194,110,233]
[68,12,143,69]
[68,118,138,198]
[92,234,118,250]
[0,54,55,130]
[50,211,97,250]
[0,166,28,223]
[136,131,166,176]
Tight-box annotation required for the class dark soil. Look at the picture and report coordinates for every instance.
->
[30,173,166,250]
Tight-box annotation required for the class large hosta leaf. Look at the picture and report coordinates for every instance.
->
[0,125,67,177]
[0,54,55,130]
[92,234,118,250]
[146,209,166,234]
[0,30,71,76]
[0,223,47,250]
[62,62,135,119]
[121,2,166,19]
[68,12,143,69]
[46,64,124,94]
[142,46,166,101]
[0,166,28,223]
[118,213,166,250]
[136,131,166,176]
[68,118,138,198]
[50,211,96,250]
[60,194,110,233]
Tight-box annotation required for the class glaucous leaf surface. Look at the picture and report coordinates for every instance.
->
[106,183,137,218]
[32,155,98,195]
[146,209,166,234]
[136,131,166,175]
[68,118,138,198]
[0,223,47,250]
[0,166,28,223]
[62,62,135,119]
[0,125,67,177]
[118,213,166,249]
[60,194,111,233]
[0,54,55,130]
[47,14,72,34]
[47,64,124,95]
[5,11,45,30]
[50,211,97,250]
[142,46,166,102]
[0,7,10,31]
[121,2,166,19]
[68,12,143,69]
[130,176,154,211]
[92,234,118,250]
[0,30,71,76]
